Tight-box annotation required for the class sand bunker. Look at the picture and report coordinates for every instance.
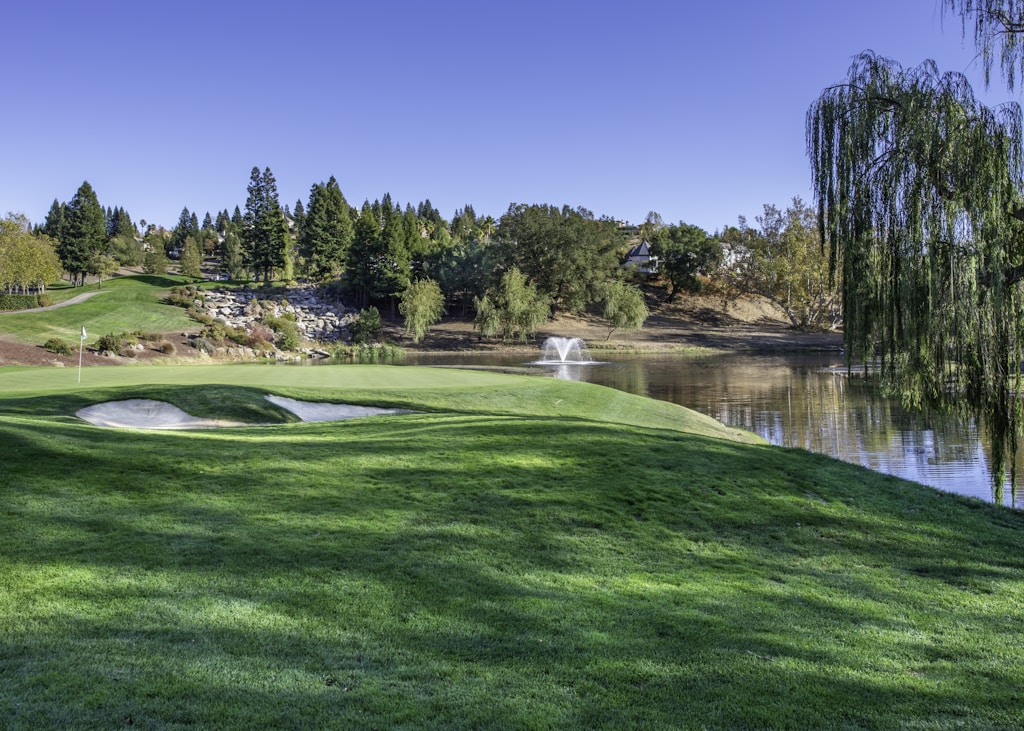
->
[77,396,411,429]
[265,395,411,421]
[76,399,248,430]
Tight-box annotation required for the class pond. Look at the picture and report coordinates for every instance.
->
[401,349,1023,509]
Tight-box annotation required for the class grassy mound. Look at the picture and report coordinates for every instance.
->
[0,275,196,345]
[1,368,1022,728]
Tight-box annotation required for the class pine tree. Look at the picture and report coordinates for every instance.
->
[111,207,137,240]
[220,230,246,280]
[41,199,67,244]
[62,181,106,285]
[346,202,381,307]
[170,207,193,257]
[242,166,289,282]
[179,236,203,279]
[300,176,353,282]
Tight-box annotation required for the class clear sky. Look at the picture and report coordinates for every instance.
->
[1,0,1008,234]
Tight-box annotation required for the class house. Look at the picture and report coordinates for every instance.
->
[622,240,658,274]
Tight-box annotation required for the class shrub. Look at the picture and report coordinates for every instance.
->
[200,320,228,343]
[331,342,405,363]
[43,338,73,356]
[37,294,53,308]
[190,337,216,355]
[188,308,215,326]
[247,324,275,350]
[263,315,300,351]
[95,333,124,353]
[159,341,176,355]
[95,332,138,354]
[350,306,382,344]
[165,286,199,308]
[0,294,41,311]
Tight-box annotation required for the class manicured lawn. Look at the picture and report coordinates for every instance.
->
[0,275,195,345]
[1,367,1022,728]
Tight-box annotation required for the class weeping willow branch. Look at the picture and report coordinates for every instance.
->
[947,1,1024,88]
[808,50,1024,489]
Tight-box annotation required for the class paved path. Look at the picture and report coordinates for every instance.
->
[0,291,107,314]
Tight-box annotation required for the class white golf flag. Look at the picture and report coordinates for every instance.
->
[81,326,87,340]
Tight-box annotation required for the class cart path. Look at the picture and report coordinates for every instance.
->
[0,291,108,314]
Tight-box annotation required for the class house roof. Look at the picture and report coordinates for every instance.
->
[626,240,652,259]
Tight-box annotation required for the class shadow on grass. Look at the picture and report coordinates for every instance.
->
[3,415,1024,728]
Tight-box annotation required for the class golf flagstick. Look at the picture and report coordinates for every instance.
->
[79,326,86,383]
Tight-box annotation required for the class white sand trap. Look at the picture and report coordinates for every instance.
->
[265,395,411,422]
[76,399,247,430]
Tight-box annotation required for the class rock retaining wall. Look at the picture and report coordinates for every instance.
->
[197,286,357,342]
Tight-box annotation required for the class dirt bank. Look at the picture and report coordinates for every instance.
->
[383,292,843,353]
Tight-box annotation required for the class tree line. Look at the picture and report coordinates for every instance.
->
[8,168,839,337]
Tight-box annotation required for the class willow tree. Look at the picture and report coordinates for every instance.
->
[949,0,1024,89]
[807,50,1024,489]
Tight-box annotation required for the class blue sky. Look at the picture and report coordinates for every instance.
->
[1,1,1007,233]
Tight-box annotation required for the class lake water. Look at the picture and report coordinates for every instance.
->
[401,350,1023,509]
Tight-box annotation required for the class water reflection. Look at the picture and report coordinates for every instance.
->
[403,351,1021,508]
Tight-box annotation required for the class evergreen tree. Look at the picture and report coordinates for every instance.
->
[377,201,412,314]
[202,212,214,231]
[220,229,246,280]
[300,176,353,282]
[41,199,67,244]
[292,198,306,236]
[62,181,106,285]
[109,207,137,240]
[179,236,203,279]
[170,207,193,257]
[242,166,289,282]
[143,247,168,275]
[346,201,382,307]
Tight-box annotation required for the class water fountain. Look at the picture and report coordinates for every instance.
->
[536,336,594,365]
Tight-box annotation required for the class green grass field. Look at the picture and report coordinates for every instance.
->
[2,363,1023,729]
[0,274,196,345]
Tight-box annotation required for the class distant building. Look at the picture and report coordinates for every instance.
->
[622,240,658,274]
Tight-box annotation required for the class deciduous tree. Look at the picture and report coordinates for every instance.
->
[726,198,838,330]
[601,279,649,339]
[648,222,723,301]
[0,215,62,293]
[399,278,445,343]
[493,204,621,314]
[474,267,550,342]
[807,47,1024,486]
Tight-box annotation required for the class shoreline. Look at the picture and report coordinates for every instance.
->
[0,291,844,368]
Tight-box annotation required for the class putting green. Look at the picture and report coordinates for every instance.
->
[0,363,518,395]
